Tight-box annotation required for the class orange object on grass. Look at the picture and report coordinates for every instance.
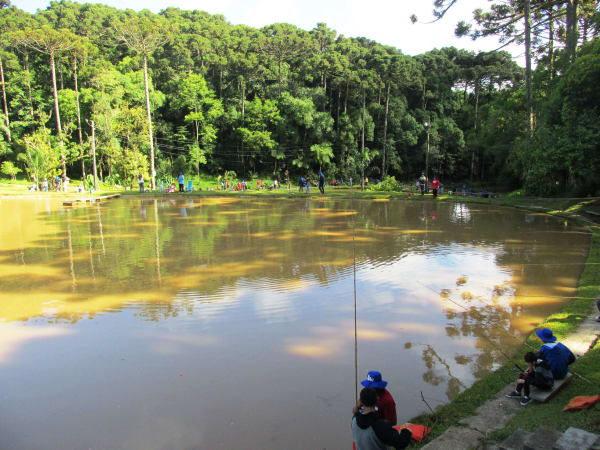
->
[563,395,599,411]
[352,422,431,449]
[394,423,431,441]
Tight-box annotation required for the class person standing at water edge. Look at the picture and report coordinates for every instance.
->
[419,172,426,195]
[352,387,411,450]
[431,176,440,198]
[178,172,185,192]
[361,371,397,425]
[138,174,144,193]
[535,328,575,380]
[318,168,325,194]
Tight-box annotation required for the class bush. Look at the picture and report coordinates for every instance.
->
[104,173,122,186]
[173,154,189,175]
[1,161,21,181]
[370,175,402,192]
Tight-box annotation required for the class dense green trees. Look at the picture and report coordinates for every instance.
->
[0,0,598,194]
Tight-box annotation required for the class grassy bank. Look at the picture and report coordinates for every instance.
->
[485,227,600,442]
[409,225,600,446]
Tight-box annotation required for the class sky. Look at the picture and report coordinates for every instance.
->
[14,0,524,64]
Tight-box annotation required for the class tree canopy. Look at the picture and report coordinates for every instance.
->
[0,0,598,194]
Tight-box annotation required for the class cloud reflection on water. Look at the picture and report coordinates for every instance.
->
[0,197,592,450]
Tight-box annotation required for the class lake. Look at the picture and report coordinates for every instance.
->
[0,196,589,449]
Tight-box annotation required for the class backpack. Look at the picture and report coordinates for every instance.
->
[533,361,554,390]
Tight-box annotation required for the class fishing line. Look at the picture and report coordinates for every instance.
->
[418,280,531,371]
[418,281,594,382]
[352,187,358,403]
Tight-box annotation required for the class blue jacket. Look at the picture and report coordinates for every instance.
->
[538,342,574,380]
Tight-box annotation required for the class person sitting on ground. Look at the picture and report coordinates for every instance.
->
[506,352,554,406]
[352,387,411,450]
[535,328,575,380]
[361,371,397,425]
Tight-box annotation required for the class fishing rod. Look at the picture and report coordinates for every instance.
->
[352,187,358,403]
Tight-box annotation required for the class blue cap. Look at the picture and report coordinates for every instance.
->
[361,371,388,389]
[535,328,557,343]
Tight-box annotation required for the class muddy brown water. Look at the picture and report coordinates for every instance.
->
[0,197,590,450]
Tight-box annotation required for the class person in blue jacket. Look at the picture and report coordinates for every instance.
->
[318,169,325,194]
[178,171,185,193]
[535,328,575,380]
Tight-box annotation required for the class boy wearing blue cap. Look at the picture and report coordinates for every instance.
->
[534,328,575,380]
[359,371,397,426]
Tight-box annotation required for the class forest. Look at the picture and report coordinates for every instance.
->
[0,0,598,195]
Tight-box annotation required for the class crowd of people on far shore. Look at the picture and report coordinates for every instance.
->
[138,168,348,194]
[25,169,500,198]
[415,172,497,199]
[28,176,83,193]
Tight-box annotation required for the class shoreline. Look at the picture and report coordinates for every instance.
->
[409,215,600,446]
[3,187,599,444]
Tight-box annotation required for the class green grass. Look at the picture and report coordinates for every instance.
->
[0,178,118,197]
[410,227,600,447]
[485,228,600,443]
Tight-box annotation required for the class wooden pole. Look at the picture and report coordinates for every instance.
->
[90,120,99,191]
[0,57,10,142]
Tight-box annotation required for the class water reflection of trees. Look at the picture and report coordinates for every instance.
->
[420,343,466,401]
[444,304,518,380]
[409,301,521,400]
[1,199,589,324]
